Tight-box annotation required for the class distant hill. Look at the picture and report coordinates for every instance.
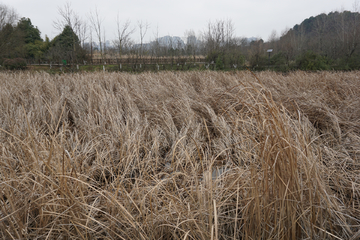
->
[279,11,360,59]
[156,35,185,48]
[292,11,360,36]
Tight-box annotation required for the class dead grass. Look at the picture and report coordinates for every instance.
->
[0,70,359,239]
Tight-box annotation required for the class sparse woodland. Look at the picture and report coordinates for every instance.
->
[0,70,359,239]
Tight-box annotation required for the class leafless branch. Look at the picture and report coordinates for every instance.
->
[114,15,135,58]
[89,7,105,60]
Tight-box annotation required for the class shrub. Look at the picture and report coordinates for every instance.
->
[206,50,245,70]
[206,50,220,64]
[296,51,331,71]
[249,53,268,69]
[333,54,360,70]
[215,54,224,70]
[269,52,287,66]
[3,58,27,70]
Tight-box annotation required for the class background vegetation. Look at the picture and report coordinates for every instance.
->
[1,2,360,71]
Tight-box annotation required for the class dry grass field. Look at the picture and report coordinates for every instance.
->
[0,70,359,239]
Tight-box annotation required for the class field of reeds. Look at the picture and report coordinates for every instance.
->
[0,70,359,239]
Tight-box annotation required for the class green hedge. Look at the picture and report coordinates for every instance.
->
[3,58,27,70]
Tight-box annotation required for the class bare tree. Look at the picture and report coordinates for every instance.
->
[267,30,280,53]
[185,29,198,61]
[53,2,78,31]
[0,3,18,30]
[53,2,87,46]
[346,1,360,57]
[268,30,278,43]
[75,19,88,49]
[334,9,346,52]
[138,20,150,58]
[0,3,20,60]
[202,20,221,53]
[52,2,89,65]
[295,24,306,54]
[224,19,235,50]
[76,22,89,47]
[201,19,238,66]
[168,35,174,58]
[151,25,161,58]
[89,28,93,61]
[202,19,235,54]
[279,28,296,65]
[113,15,134,59]
[103,28,107,58]
[89,7,105,60]
[314,13,328,53]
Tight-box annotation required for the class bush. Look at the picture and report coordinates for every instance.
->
[296,51,331,71]
[333,54,360,70]
[215,55,224,70]
[269,52,287,66]
[206,50,245,70]
[3,58,27,70]
[249,53,268,69]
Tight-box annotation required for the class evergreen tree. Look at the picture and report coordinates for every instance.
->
[47,25,86,63]
[16,18,42,44]
[0,23,24,62]
[14,18,47,60]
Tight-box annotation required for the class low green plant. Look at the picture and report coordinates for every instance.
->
[215,54,224,70]
[333,54,360,70]
[296,51,331,71]
[2,58,27,70]
[206,50,245,70]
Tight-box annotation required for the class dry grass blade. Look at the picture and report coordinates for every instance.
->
[0,70,359,239]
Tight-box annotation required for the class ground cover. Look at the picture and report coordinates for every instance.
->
[0,71,359,239]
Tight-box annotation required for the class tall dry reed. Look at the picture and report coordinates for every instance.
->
[0,70,359,239]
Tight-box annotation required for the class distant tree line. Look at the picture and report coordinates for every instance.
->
[1,2,360,71]
[0,3,87,67]
[262,10,360,71]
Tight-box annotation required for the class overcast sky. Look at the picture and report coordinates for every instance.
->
[2,0,357,43]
